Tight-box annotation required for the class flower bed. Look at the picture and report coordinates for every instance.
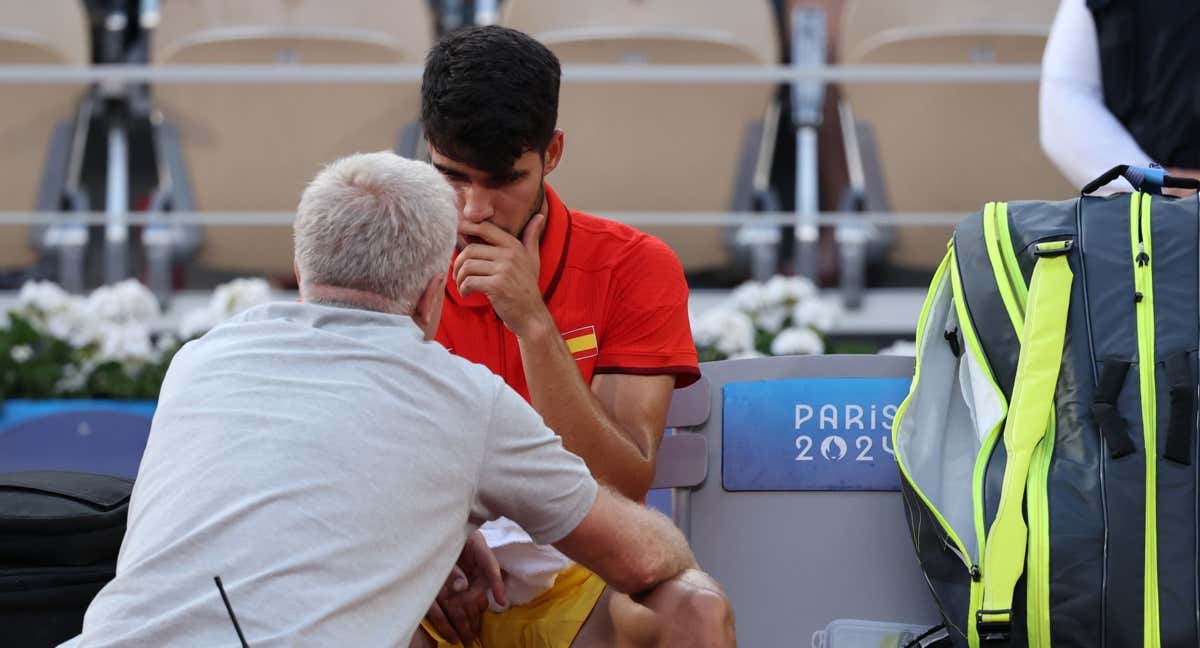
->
[2,275,914,400]
[691,276,838,361]
[1,279,272,399]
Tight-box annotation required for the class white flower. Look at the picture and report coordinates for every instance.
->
[155,333,180,354]
[770,327,825,356]
[16,281,90,342]
[41,301,91,344]
[729,281,768,314]
[879,340,917,356]
[729,349,766,360]
[95,322,154,363]
[55,362,93,394]
[68,316,109,349]
[754,305,789,334]
[693,308,756,356]
[178,307,219,340]
[761,275,817,306]
[44,312,80,340]
[17,280,74,314]
[791,298,841,333]
[731,277,821,331]
[86,279,160,325]
[10,345,33,363]
[210,278,272,320]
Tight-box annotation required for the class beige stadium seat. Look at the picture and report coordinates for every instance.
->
[151,0,435,276]
[0,0,89,271]
[501,0,780,274]
[840,0,1070,272]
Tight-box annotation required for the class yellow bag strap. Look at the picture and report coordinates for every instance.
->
[977,239,1074,643]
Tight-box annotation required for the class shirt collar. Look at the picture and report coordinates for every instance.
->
[445,183,572,308]
[233,302,426,350]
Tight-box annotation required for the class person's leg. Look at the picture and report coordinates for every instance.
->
[409,627,438,648]
[411,621,485,648]
[566,587,616,648]
[607,569,735,648]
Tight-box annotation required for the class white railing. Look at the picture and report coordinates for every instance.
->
[0,63,1042,85]
[0,210,967,227]
[6,59,1046,305]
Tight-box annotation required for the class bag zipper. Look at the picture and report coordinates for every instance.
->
[1132,192,1162,648]
[893,250,987,645]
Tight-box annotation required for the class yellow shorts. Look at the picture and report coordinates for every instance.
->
[419,565,606,648]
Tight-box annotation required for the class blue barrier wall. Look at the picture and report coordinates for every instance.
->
[0,400,156,479]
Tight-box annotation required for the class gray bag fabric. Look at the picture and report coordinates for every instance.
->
[894,165,1200,647]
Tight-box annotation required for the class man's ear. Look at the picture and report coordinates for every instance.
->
[413,274,447,339]
[293,258,302,287]
[543,130,565,177]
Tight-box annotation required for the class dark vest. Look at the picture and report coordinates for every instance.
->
[1088,0,1200,169]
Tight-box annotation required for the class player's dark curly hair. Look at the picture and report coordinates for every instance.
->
[421,26,561,176]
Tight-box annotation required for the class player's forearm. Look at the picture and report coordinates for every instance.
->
[603,490,697,595]
[628,510,697,596]
[516,317,656,499]
[555,486,696,595]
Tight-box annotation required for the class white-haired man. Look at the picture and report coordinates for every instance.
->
[63,152,731,647]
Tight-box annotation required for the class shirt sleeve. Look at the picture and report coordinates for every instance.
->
[470,379,599,545]
[594,235,701,387]
[1039,0,1151,192]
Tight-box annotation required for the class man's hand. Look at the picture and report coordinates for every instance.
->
[610,569,736,648]
[455,214,551,338]
[424,532,506,645]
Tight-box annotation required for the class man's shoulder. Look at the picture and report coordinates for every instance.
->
[430,344,506,399]
[567,209,683,273]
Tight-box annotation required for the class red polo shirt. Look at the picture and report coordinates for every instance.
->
[436,184,700,401]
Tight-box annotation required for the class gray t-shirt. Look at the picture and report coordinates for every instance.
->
[66,302,598,647]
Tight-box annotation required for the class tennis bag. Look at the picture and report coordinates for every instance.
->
[0,471,132,646]
[893,165,1200,647]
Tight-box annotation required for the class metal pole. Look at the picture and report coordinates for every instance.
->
[795,126,820,279]
[749,234,781,282]
[104,120,130,284]
[791,6,826,281]
[836,222,869,309]
[140,0,162,29]
[439,0,463,33]
[671,489,692,540]
[474,0,499,26]
[736,226,781,282]
[836,100,869,309]
[52,225,88,294]
[144,221,173,305]
[102,10,127,63]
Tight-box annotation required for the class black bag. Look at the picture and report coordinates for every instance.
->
[0,471,132,647]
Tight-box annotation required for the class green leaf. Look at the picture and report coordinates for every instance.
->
[754,328,773,355]
[697,347,726,363]
[825,340,878,355]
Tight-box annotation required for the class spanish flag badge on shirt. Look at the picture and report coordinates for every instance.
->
[563,326,598,360]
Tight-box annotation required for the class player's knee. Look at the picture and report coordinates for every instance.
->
[678,586,734,636]
[643,578,734,647]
